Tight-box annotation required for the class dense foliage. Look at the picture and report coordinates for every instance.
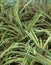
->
[0,0,51,65]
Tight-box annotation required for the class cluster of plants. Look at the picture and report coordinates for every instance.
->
[0,0,51,65]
